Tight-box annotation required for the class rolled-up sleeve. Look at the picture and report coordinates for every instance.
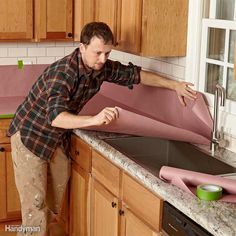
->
[46,72,73,124]
[104,60,141,89]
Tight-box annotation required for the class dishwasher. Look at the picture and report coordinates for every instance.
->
[162,202,213,236]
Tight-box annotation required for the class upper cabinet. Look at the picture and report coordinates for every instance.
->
[35,0,73,41]
[0,0,188,57]
[141,0,189,57]
[0,0,73,42]
[0,0,33,40]
[74,0,188,57]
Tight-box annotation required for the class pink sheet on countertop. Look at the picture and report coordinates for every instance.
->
[0,96,25,115]
[0,64,48,97]
[159,166,236,202]
[79,82,213,144]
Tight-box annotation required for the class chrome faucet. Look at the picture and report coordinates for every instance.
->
[210,84,226,153]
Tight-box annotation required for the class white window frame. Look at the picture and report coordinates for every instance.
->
[199,19,236,114]
[185,0,236,147]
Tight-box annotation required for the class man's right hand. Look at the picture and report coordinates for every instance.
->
[92,107,119,126]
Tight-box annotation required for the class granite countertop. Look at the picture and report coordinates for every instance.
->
[74,129,236,236]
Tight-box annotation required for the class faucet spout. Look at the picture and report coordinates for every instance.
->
[211,84,226,154]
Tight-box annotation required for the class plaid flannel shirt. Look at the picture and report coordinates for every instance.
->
[8,48,141,160]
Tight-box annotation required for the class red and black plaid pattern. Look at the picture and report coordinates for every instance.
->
[8,48,141,160]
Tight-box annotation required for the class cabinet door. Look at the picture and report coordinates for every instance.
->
[35,0,73,41]
[91,178,119,236]
[94,0,118,42]
[120,206,159,236]
[117,0,142,54]
[142,0,188,57]
[0,0,33,40]
[74,0,95,41]
[0,144,21,221]
[70,163,90,236]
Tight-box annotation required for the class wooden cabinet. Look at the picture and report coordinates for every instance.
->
[90,149,163,236]
[120,206,159,236]
[0,119,21,222]
[74,0,142,54]
[69,134,92,236]
[74,0,188,56]
[141,0,189,57]
[0,0,33,40]
[90,178,119,236]
[116,0,142,54]
[0,0,73,42]
[35,0,73,41]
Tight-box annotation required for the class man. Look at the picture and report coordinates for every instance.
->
[8,22,196,236]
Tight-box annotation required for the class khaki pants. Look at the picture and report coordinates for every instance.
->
[11,131,71,236]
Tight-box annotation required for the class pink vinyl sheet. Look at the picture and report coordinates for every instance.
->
[79,82,213,145]
[159,166,236,202]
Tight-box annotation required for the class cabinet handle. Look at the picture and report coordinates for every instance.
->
[67,32,73,37]
[111,202,117,208]
[119,210,124,216]
[75,150,80,156]
[0,147,5,152]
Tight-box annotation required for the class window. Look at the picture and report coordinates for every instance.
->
[186,0,236,150]
[199,0,236,114]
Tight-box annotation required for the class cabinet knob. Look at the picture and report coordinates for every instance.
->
[0,147,5,152]
[67,32,73,38]
[111,202,117,208]
[75,150,80,156]
[119,210,124,216]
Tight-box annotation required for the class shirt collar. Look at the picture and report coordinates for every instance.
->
[78,49,93,77]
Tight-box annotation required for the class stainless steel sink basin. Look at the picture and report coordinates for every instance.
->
[103,136,236,176]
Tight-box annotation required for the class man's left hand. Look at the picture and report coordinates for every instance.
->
[174,82,197,106]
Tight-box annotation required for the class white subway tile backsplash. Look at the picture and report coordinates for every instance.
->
[167,57,179,65]
[17,57,37,64]
[46,47,65,56]
[172,64,185,79]
[141,57,162,72]
[109,50,124,61]
[178,57,186,66]
[37,57,56,64]
[0,57,18,65]
[8,48,27,57]
[17,42,37,48]
[0,48,7,57]
[161,61,172,76]
[37,42,56,47]
[55,42,75,47]
[28,48,46,57]
[65,47,78,55]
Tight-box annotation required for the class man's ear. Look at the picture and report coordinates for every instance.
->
[79,43,86,53]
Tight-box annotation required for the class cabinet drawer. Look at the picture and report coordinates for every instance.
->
[92,150,121,197]
[70,135,92,172]
[122,173,163,232]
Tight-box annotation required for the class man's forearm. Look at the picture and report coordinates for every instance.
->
[140,70,178,90]
[51,111,94,129]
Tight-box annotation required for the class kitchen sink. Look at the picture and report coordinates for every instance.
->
[103,136,236,176]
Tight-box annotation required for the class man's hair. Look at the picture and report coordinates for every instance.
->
[80,22,114,45]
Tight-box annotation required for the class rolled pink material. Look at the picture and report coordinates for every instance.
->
[80,82,213,144]
[159,166,236,202]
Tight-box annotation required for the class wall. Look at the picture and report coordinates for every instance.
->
[0,42,186,81]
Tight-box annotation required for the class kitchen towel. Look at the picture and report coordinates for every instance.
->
[159,166,236,202]
[79,82,213,144]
